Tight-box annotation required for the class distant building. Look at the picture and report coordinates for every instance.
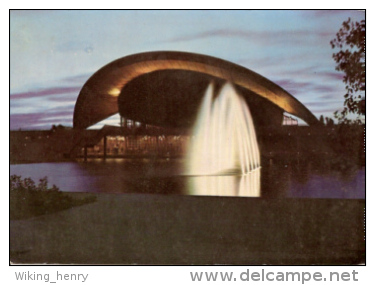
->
[282,115,298,125]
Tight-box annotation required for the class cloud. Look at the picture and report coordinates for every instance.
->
[319,71,345,81]
[159,28,331,46]
[275,78,328,93]
[304,10,365,19]
[10,111,73,130]
[307,106,341,114]
[10,83,84,129]
[47,94,79,103]
[10,86,81,100]
[273,78,340,102]
[274,79,312,92]
[319,94,341,100]
[311,85,337,93]
[305,100,341,107]
[62,73,92,84]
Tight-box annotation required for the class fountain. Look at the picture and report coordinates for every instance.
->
[186,82,261,196]
[187,82,260,175]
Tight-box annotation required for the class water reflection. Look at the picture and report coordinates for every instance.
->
[10,157,364,199]
[187,168,261,197]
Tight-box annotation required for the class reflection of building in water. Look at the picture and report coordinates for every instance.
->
[187,168,261,197]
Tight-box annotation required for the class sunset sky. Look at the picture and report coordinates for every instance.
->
[10,10,365,130]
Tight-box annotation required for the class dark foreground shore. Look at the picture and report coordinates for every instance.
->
[10,193,365,265]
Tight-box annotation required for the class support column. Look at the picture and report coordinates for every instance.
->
[103,136,107,159]
[84,146,87,162]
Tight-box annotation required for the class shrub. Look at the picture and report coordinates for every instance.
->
[10,175,97,220]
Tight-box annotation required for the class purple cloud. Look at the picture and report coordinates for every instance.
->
[319,71,345,81]
[62,73,92,84]
[307,105,341,113]
[47,94,79,103]
[274,79,312,91]
[11,86,81,100]
[305,10,365,19]
[160,28,330,45]
[319,94,341,100]
[10,111,73,130]
[274,78,339,99]
[312,85,337,93]
[305,101,341,107]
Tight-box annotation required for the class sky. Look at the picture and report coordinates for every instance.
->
[10,10,365,130]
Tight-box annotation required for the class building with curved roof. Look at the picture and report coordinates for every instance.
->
[73,51,319,130]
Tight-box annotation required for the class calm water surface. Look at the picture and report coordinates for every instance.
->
[10,158,365,199]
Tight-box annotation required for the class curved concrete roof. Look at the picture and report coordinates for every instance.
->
[73,51,319,129]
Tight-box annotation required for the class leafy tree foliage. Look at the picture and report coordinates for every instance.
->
[319,115,334,126]
[10,175,96,220]
[330,18,365,123]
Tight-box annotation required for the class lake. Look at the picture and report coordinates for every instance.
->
[10,157,365,199]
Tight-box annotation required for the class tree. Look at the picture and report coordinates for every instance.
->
[319,115,325,124]
[319,114,334,126]
[330,18,365,123]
